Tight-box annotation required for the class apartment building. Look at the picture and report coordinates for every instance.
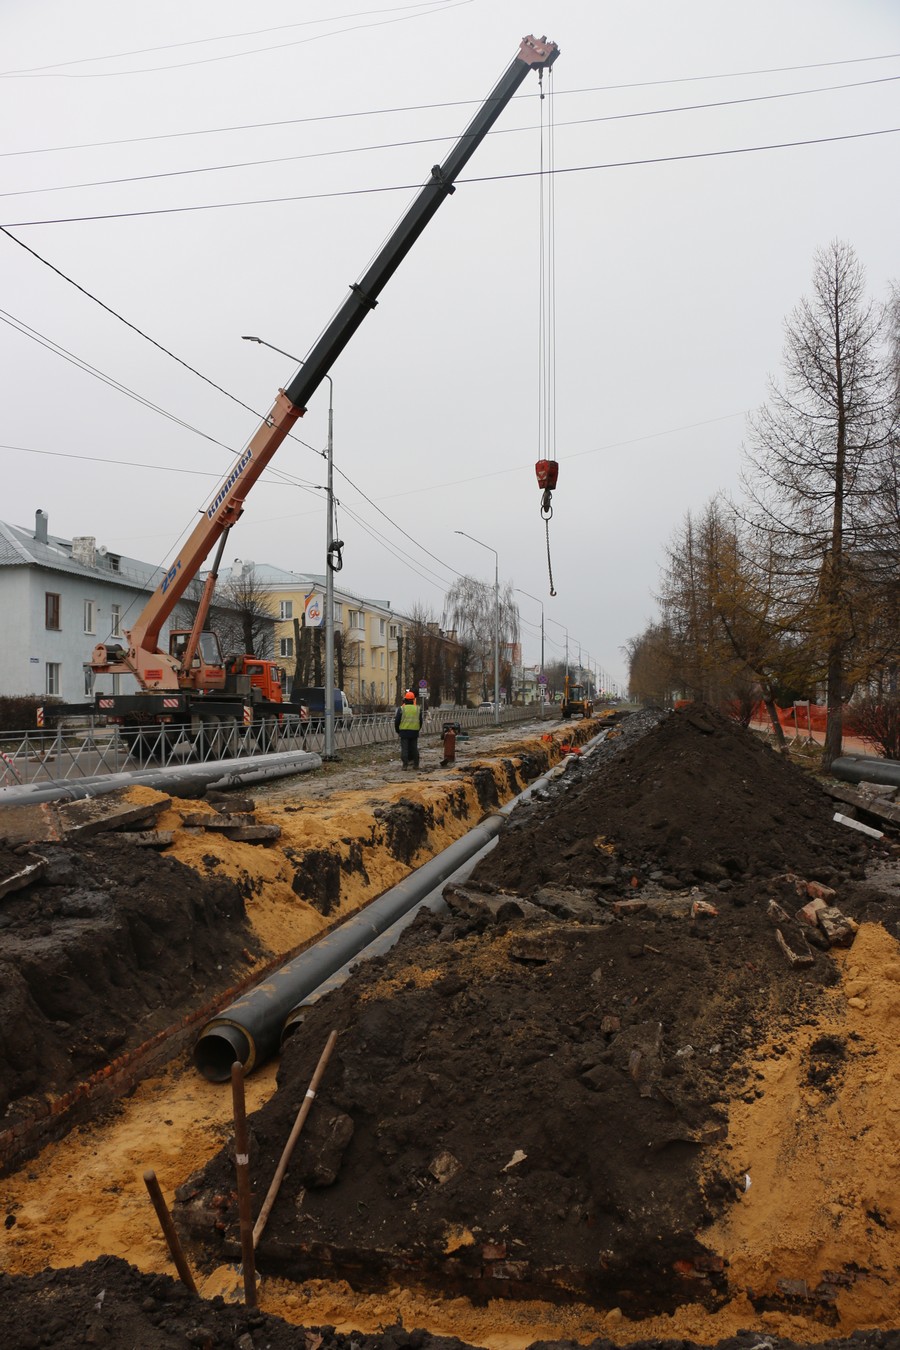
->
[0,511,167,703]
[0,513,273,704]
[241,562,409,708]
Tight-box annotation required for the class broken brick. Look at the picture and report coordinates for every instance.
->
[796,898,827,927]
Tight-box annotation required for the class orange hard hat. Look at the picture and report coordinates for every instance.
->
[404,690,416,701]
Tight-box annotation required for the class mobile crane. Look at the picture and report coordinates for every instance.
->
[63,34,559,742]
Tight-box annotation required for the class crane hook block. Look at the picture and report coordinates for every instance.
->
[535,459,559,491]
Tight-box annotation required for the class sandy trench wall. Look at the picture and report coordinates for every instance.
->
[130,724,598,959]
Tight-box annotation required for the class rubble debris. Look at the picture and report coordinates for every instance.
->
[817,906,859,947]
[775,928,815,969]
[0,852,46,900]
[57,797,171,840]
[111,830,175,849]
[833,812,884,839]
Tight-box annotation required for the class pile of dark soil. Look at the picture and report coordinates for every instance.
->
[0,1256,470,1350]
[0,837,263,1127]
[0,1258,894,1350]
[177,709,895,1316]
[475,704,865,893]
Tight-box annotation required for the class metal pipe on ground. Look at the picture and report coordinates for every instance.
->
[831,755,900,789]
[194,726,609,1082]
[0,749,322,806]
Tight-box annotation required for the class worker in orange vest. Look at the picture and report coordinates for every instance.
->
[394,689,422,770]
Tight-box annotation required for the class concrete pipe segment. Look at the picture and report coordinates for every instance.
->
[194,728,611,1082]
[0,749,323,806]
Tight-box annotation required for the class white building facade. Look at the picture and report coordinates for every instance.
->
[0,511,170,704]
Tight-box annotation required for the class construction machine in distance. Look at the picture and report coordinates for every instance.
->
[561,676,594,720]
[43,35,560,743]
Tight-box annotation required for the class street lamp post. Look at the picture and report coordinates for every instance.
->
[547,616,569,682]
[455,530,500,726]
[242,336,339,759]
[516,588,545,719]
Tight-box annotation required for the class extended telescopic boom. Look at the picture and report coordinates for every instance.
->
[93,35,559,692]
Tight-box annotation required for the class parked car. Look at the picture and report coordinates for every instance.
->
[291,686,354,730]
[477,701,495,714]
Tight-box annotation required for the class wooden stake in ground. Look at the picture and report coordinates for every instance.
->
[252,1029,339,1248]
[142,1169,198,1293]
[231,1061,258,1309]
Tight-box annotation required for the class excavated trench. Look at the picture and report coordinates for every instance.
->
[4,707,900,1350]
[0,719,597,1170]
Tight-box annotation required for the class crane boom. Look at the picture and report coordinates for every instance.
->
[93,33,559,693]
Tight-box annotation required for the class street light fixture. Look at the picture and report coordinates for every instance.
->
[454,530,500,726]
[516,588,545,719]
[242,335,340,760]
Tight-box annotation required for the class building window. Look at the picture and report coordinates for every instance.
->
[45,592,60,630]
[280,600,293,620]
[389,623,399,639]
[379,618,386,637]
[279,637,294,659]
[357,647,366,667]
[348,609,365,631]
[380,651,385,668]
[110,604,122,638]
[83,599,96,634]
[109,555,121,573]
[380,681,385,698]
[334,601,343,623]
[83,665,94,697]
[46,662,60,696]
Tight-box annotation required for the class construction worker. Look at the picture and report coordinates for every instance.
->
[394,689,422,769]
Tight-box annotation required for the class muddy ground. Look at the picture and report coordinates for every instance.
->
[5,708,900,1348]
[0,838,262,1125]
[171,708,900,1335]
[0,717,580,1141]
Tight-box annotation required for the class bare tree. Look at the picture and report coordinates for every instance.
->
[444,575,520,703]
[743,240,893,767]
[207,564,276,659]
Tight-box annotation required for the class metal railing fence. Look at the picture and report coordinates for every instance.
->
[0,704,541,787]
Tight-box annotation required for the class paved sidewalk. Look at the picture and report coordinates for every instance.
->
[750,719,878,757]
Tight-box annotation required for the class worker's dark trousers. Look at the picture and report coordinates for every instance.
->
[399,731,419,768]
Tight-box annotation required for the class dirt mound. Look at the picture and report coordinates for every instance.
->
[177,710,894,1318]
[0,837,263,1128]
[474,704,864,894]
[0,1255,477,1350]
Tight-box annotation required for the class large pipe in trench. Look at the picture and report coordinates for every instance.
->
[0,749,322,806]
[194,730,609,1081]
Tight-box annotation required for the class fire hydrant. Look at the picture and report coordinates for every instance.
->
[440,722,457,766]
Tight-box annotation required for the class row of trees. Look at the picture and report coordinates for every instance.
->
[627,241,900,767]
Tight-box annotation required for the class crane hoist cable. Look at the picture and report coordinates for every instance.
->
[534,60,558,596]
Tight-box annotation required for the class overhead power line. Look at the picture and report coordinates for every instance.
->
[3,50,898,156]
[4,74,896,202]
[0,1,453,76]
[5,125,897,228]
[0,0,474,80]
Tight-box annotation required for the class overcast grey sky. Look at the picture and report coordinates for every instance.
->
[2,0,898,689]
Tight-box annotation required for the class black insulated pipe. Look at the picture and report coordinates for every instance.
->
[194,726,607,1081]
[830,755,900,789]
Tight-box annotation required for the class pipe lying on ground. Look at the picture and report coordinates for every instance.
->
[194,728,609,1082]
[0,749,322,806]
[279,830,499,1043]
[831,755,900,789]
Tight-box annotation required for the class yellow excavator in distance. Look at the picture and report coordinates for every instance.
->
[561,676,593,720]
